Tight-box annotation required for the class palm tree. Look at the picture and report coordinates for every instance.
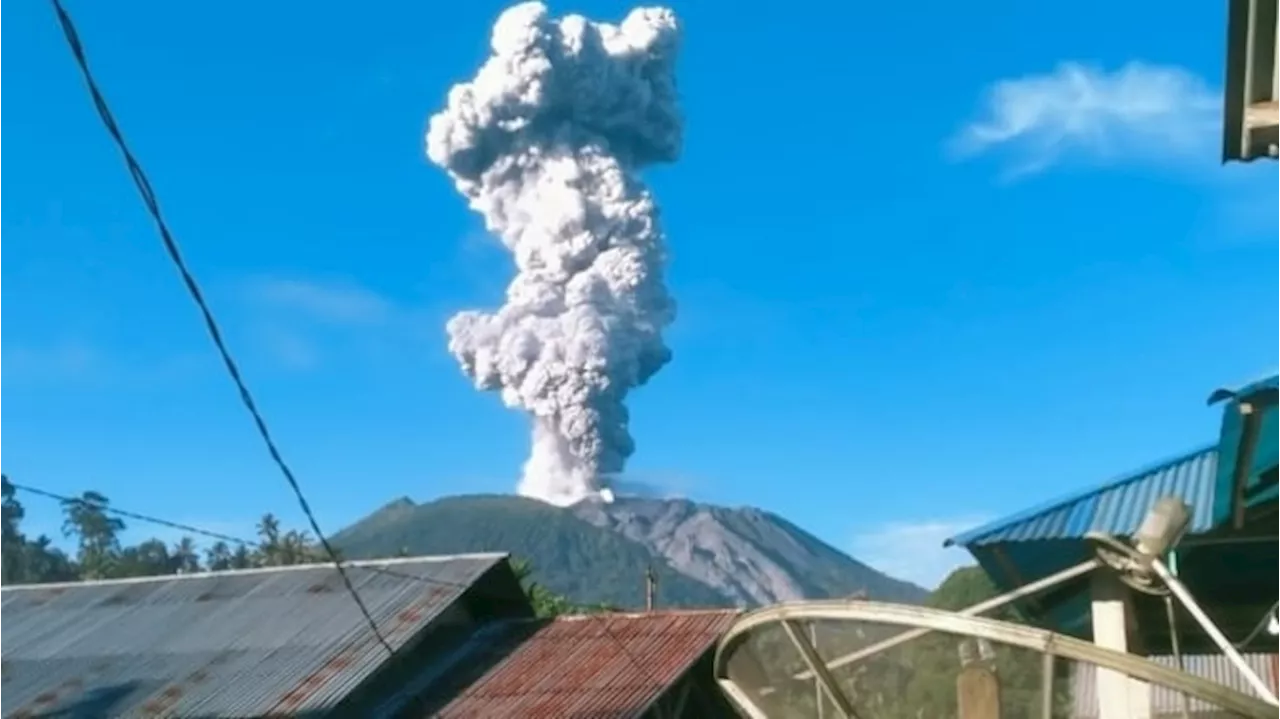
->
[256,513,282,566]
[171,536,201,574]
[205,541,234,571]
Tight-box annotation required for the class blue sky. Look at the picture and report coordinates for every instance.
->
[3,0,1275,588]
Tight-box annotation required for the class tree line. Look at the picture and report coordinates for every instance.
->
[1,475,329,585]
[1,475,605,619]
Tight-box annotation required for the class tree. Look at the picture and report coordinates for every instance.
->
[229,543,256,569]
[0,481,332,585]
[117,538,173,578]
[278,529,320,566]
[170,537,201,574]
[3,475,29,583]
[509,557,615,617]
[61,491,125,580]
[205,541,234,571]
[21,534,78,583]
[256,513,283,565]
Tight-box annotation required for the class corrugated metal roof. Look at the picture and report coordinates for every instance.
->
[1071,653,1277,716]
[427,610,740,719]
[1207,373,1279,405]
[947,445,1220,548]
[0,553,508,718]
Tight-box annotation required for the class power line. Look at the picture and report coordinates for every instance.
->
[48,0,393,657]
[14,482,250,548]
[9,480,468,589]
[7,475,670,680]
[43,0,673,683]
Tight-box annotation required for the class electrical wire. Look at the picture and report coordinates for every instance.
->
[9,480,473,590]
[44,0,672,683]
[1234,599,1280,650]
[10,481,668,687]
[48,0,393,657]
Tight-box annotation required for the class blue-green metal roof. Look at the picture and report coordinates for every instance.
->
[948,376,1279,551]
[1213,376,1280,519]
[946,445,1220,548]
[943,445,1219,633]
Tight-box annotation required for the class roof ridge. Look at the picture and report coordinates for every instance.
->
[552,608,741,621]
[945,443,1218,547]
[0,552,510,592]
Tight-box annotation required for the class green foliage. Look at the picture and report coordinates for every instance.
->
[331,494,730,609]
[839,565,1071,719]
[726,566,1070,718]
[1,475,327,585]
[509,557,618,617]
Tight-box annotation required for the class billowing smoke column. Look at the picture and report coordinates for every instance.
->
[426,2,683,507]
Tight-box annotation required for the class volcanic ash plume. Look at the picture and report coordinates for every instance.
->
[426,2,683,507]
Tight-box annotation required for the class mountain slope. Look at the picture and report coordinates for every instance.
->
[334,493,927,609]
[571,496,927,605]
[331,494,728,609]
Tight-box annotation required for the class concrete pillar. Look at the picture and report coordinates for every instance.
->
[1091,572,1151,719]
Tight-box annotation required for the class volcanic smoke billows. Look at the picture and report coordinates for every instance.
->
[426,3,683,507]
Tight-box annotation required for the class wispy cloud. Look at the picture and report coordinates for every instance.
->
[851,516,989,589]
[951,62,1220,178]
[241,276,435,370]
[256,328,322,370]
[248,277,394,326]
[3,340,100,383]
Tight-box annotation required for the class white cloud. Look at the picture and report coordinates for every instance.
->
[241,277,417,369]
[248,277,394,326]
[257,328,321,370]
[851,516,990,589]
[951,62,1220,177]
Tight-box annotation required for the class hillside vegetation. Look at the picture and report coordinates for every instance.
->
[332,494,730,609]
[334,493,929,609]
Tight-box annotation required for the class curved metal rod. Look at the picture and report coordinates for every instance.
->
[713,600,1277,719]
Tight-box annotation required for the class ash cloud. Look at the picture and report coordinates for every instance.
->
[426,2,683,506]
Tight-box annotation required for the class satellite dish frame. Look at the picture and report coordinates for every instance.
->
[714,601,1277,719]
[713,497,1277,718]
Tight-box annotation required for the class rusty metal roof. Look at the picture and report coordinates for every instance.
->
[424,610,740,719]
[0,553,511,718]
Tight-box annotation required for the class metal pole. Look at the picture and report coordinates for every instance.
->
[810,559,1100,677]
[1149,558,1278,704]
[1040,649,1055,719]
[811,622,825,719]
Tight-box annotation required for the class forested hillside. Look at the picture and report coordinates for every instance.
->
[331,494,730,609]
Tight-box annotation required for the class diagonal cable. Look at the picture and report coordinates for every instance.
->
[47,0,393,656]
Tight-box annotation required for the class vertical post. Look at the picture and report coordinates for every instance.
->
[1091,572,1151,719]
[957,664,1001,719]
[1229,404,1262,529]
[1040,650,1055,719]
[811,622,824,719]
[645,565,657,611]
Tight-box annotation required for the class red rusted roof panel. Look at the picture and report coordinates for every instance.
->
[434,610,739,719]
